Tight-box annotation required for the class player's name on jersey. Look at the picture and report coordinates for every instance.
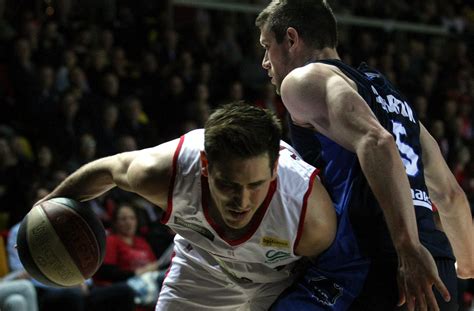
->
[370,85,416,124]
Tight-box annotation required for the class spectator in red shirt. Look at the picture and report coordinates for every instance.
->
[94,202,159,286]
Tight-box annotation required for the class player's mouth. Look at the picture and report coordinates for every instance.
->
[228,209,250,220]
[268,73,275,84]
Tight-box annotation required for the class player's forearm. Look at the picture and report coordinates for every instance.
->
[440,216,474,278]
[43,157,120,203]
[434,190,474,277]
[357,133,420,250]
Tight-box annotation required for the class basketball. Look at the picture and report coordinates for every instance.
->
[16,197,106,287]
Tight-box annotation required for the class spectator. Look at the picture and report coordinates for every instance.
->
[185,83,211,128]
[118,96,155,149]
[94,103,120,157]
[94,202,164,309]
[95,203,159,286]
[66,133,97,172]
[0,135,31,226]
[55,49,78,93]
[85,49,109,94]
[116,135,138,153]
[0,279,38,311]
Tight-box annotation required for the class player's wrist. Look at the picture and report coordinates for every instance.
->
[392,232,421,253]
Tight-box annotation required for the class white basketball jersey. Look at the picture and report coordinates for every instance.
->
[161,129,318,284]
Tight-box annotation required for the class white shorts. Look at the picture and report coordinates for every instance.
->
[155,243,293,311]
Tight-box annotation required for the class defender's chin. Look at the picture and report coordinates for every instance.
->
[224,210,251,229]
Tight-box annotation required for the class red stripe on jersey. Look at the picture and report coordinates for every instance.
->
[161,135,185,224]
[294,168,320,253]
[164,251,176,278]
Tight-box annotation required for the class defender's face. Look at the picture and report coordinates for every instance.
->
[205,154,277,230]
[259,25,291,94]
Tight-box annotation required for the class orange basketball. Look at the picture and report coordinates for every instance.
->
[16,197,106,287]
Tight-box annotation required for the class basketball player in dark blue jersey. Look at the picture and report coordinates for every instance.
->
[256,1,474,310]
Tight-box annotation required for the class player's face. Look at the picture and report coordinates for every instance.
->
[115,205,137,237]
[259,25,292,94]
[204,153,277,230]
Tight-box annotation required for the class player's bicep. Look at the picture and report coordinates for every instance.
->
[126,140,179,208]
[295,176,336,257]
[107,151,142,191]
[282,64,385,153]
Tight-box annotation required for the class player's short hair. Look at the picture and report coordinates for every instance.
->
[204,102,281,172]
[256,0,338,50]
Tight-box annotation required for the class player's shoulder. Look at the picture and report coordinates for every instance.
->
[126,138,182,188]
[184,128,205,140]
[281,62,339,105]
[286,62,337,82]
[142,129,203,165]
[278,140,299,161]
[278,141,316,178]
[180,129,205,152]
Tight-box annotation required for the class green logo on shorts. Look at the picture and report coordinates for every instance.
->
[265,250,291,264]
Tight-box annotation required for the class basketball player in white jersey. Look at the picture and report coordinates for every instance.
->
[38,102,337,310]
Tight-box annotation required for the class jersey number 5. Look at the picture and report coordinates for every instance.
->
[392,121,419,176]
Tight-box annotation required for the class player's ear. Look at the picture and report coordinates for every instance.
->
[286,27,299,49]
[200,151,209,177]
[271,156,279,180]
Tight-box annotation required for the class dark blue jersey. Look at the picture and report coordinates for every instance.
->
[290,59,453,260]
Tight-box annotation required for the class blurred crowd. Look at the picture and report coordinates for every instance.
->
[0,0,472,310]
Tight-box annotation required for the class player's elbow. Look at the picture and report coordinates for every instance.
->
[357,128,395,156]
[437,182,468,212]
[373,128,395,149]
[447,182,466,203]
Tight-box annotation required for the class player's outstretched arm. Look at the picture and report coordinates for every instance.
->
[281,64,449,311]
[38,139,179,210]
[420,123,474,279]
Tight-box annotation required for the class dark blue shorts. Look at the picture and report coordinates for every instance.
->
[270,260,369,311]
[350,257,458,311]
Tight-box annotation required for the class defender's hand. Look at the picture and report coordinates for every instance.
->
[396,244,450,311]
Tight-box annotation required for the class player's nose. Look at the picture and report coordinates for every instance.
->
[233,189,251,210]
[262,53,270,70]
